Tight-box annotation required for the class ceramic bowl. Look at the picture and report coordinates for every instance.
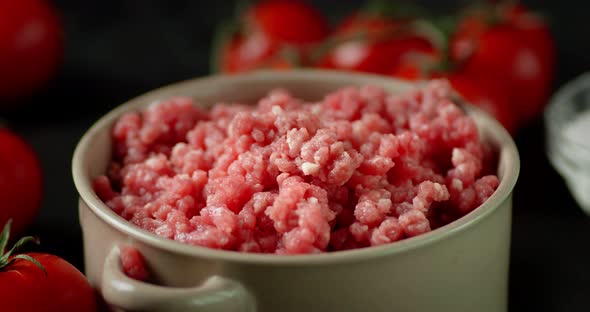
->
[73,70,520,312]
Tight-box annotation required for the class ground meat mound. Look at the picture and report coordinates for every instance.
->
[93,80,499,254]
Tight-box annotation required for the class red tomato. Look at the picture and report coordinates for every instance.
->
[0,252,97,311]
[220,32,282,73]
[451,3,552,63]
[245,0,330,45]
[0,0,63,100]
[451,4,555,122]
[318,36,434,75]
[449,14,490,63]
[317,15,435,74]
[218,0,327,73]
[457,25,553,123]
[219,33,298,73]
[0,219,97,312]
[0,129,43,236]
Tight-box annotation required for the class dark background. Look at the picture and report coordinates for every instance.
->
[3,1,589,311]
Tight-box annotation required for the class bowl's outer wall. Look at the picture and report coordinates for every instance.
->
[80,197,511,312]
[76,71,516,312]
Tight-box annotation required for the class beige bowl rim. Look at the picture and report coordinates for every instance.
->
[72,70,520,265]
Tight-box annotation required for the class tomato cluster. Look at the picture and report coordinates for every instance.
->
[215,0,555,134]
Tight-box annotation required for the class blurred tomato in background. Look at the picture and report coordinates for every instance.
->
[213,0,556,135]
[0,0,53,236]
[0,0,63,102]
[315,13,436,75]
[0,128,43,237]
[216,0,329,73]
[451,3,555,124]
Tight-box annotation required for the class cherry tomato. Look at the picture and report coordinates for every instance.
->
[449,13,490,63]
[0,253,97,312]
[219,33,298,73]
[245,0,329,45]
[457,25,553,123]
[316,15,435,74]
[0,222,97,312]
[451,3,555,123]
[218,0,328,73]
[219,32,290,73]
[451,3,553,63]
[0,128,43,236]
[318,36,434,75]
[0,0,63,101]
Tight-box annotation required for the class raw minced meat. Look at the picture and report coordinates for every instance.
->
[93,80,499,254]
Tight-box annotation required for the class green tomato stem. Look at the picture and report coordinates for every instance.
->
[0,219,45,276]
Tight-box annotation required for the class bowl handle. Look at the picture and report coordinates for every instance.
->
[101,246,256,312]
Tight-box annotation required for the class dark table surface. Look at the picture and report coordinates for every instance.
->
[3,1,590,311]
